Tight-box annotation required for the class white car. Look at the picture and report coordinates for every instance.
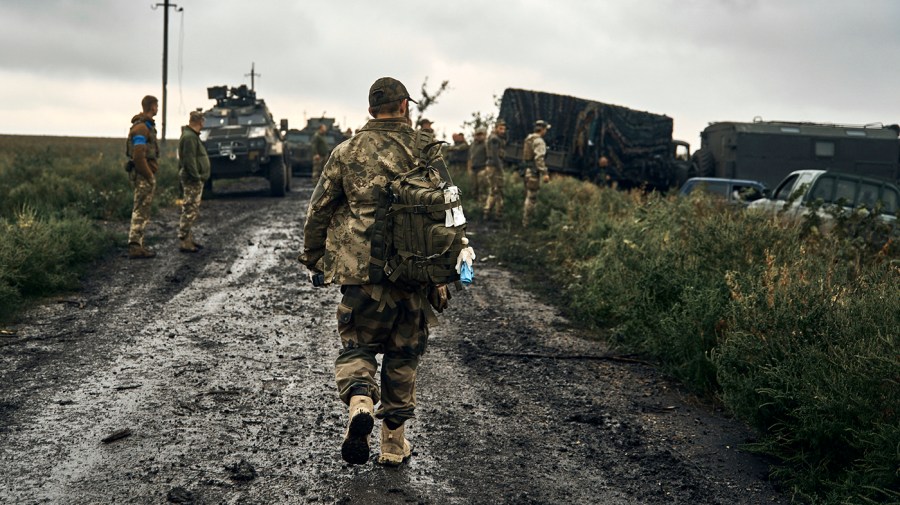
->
[748,170,899,224]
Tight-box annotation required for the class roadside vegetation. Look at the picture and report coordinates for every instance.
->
[455,170,899,504]
[0,135,179,320]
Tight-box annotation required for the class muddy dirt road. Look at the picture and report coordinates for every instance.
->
[0,177,785,504]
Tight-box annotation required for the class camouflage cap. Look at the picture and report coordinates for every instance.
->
[417,118,433,126]
[495,119,507,127]
[535,119,551,130]
[368,77,418,107]
[474,126,487,134]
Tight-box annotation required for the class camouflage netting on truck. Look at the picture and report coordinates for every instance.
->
[499,88,676,188]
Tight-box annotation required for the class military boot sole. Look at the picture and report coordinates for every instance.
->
[341,411,374,465]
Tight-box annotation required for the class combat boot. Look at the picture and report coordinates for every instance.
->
[377,422,412,466]
[341,395,374,465]
[128,243,156,259]
[179,237,199,253]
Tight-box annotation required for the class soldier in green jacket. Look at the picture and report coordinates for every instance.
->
[177,110,211,252]
[299,77,450,467]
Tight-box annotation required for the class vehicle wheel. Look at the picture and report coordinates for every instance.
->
[284,157,293,193]
[269,157,287,197]
[691,149,715,177]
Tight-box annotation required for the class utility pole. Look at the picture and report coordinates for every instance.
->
[245,63,261,91]
[153,0,182,144]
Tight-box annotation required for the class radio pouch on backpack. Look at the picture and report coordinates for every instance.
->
[368,133,468,294]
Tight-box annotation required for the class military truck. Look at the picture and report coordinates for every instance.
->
[498,88,692,190]
[200,84,290,196]
[284,117,348,176]
[691,120,900,189]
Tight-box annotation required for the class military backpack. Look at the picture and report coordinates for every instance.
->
[368,134,467,291]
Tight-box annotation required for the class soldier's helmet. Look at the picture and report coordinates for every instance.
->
[534,119,552,130]
[475,126,487,135]
[369,77,418,107]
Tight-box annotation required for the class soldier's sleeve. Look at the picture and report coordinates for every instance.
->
[130,124,154,179]
[535,138,549,173]
[298,155,344,270]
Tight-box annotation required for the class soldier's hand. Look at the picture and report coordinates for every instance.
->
[543,174,551,183]
[307,268,325,287]
[428,284,451,313]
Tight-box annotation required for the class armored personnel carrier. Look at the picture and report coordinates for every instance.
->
[200,84,290,196]
[498,88,692,190]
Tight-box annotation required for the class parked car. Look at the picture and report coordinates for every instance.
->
[679,177,768,204]
[747,170,899,224]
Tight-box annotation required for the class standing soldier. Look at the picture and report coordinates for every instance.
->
[522,120,552,227]
[445,132,469,178]
[482,119,507,220]
[126,95,160,259]
[311,123,330,181]
[177,110,211,253]
[298,77,451,467]
[467,127,488,207]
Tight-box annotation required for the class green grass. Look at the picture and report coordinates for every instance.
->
[460,170,899,504]
[0,135,180,321]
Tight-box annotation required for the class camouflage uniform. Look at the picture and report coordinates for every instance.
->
[177,124,211,241]
[445,136,469,178]
[468,134,487,206]
[522,132,548,227]
[482,129,507,219]
[126,112,160,247]
[311,130,329,181]
[299,116,432,427]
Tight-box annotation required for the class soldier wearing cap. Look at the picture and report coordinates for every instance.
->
[298,76,449,467]
[468,126,488,206]
[125,95,160,259]
[177,110,210,252]
[417,118,434,133]
[522,119,552,227]
[482,119,507,220]
[445,132,469,178]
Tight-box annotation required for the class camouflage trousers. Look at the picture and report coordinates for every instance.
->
[522,170,542,227]
[482,165,504,218]
[312,158,325,181]
[178,178,204,240]
[128,171,156,246]
[335,284,429,426]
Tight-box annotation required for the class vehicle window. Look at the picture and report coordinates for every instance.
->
[879,186,899,214]
[238,112,268,126]
[815,141,835,157]
[809,176,835,202]
[774,174,800,200]
[734,185,763,202]
[834,178,856,205]
[693,181,729,197]
[858,182,880,208]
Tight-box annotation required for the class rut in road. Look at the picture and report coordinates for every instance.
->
[0,178,785,504]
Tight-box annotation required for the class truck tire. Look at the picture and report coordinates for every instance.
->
[284,156,293,193]
[269,157,287,197]
[691,149,715,178]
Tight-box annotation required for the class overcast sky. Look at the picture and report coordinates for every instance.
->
[2,0,900,147]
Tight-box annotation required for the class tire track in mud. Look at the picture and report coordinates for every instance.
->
[0,178,785,504]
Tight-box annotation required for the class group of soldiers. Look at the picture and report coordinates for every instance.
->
[445,119,552,227]
[125,95,210,259]
[123,81,554,471]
